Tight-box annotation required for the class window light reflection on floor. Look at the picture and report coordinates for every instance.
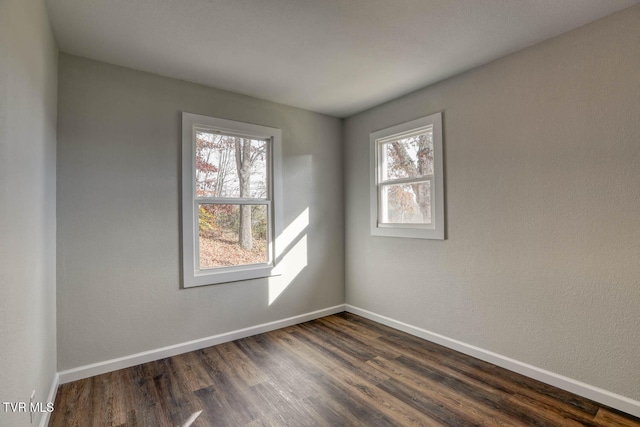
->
[180,410,203,427]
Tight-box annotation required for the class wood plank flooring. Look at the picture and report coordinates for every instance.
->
[50,313,640,426]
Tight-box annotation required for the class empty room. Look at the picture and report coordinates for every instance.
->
[2,0,640,425]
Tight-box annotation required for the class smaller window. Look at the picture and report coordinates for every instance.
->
[370,112,444,239]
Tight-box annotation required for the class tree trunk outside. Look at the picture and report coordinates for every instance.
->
[236,139,253,250]
[412,182,431,222]
[415,134,432,222]
[238,206,252,249]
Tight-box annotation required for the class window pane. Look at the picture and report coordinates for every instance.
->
[198,204,268,269]
[381,129,433,181]
[381,181,431,224]
[195,131,268,198]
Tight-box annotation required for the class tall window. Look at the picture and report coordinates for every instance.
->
[182,113,282,287]
[370,112,444,239]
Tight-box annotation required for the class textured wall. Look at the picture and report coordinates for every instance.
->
[56,54,344,370]
[344,6,640,401]
[0,0,58,426]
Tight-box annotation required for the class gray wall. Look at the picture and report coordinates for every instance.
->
[344,6,640,401]
[0,0,58,426]
[56,54,344,370]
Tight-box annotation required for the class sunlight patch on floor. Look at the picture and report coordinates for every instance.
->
[180,410,203,427]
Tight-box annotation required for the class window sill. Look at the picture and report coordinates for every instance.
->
[184,265,281,287]
[371,225,444,240]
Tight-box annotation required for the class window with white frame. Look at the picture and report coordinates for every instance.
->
[182,112,282,287]
[370,112,444,239]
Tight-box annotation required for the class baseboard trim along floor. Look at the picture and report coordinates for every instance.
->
[57,304,346,384]
[54,303,639,419]
[345,304,640,419]
[39,372,59,427]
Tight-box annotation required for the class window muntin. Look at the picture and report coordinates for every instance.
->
[370,112,444,240]
[182,113,282,287]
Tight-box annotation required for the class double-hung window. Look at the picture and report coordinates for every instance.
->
[182,112,282,287]
[370,112,444,239]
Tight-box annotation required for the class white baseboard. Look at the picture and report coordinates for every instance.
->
[345,304,640,419]
[39,372,59,427]
[53,303,640,420]
[58,304,345,385]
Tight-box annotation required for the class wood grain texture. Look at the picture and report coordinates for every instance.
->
[49,313,640,426]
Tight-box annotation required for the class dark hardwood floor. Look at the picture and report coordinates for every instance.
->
[50,313,640,426]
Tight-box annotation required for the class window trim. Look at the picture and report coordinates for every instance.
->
[369,112,445,240]
[182,112,282,287]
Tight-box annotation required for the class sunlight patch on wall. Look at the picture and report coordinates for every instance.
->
[269,208,309,305]
[276,208,309,253]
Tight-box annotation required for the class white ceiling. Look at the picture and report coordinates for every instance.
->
[46,0,639,118]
